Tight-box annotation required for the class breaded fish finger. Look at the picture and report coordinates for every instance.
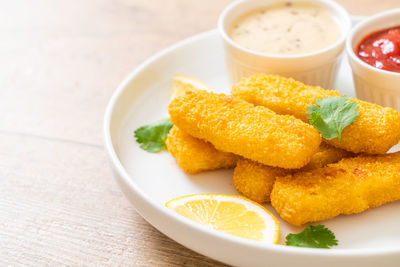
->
[271,152,400,226]
[169,90,321,169]
[301,142,354,171]
[166,126,238,174]
[232,74,400,154]
[233,159,289,204]
[233,143,352,203]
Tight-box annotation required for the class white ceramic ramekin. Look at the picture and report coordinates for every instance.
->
[346,9,400,111]
[218,0,351,88]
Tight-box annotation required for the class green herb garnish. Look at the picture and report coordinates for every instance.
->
[134,118,173,153]
[306,96,359,142]
[286,225,338,249]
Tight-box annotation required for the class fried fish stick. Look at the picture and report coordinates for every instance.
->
[233,159,289,204]
[166,126,238,174]
[232,74,400,154]
[169,90,321,169]
[271,152,400,226]
[301,142,354,171]
[233,143,353,203]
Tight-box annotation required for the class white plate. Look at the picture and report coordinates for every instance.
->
[104,25,400,267]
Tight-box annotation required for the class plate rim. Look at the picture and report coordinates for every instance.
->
[103,28,400,260]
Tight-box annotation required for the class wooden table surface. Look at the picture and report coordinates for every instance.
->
[1,0,399,266]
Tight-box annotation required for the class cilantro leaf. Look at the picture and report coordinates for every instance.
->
[306,96,359,142]
[286,225,338,249]
[134,118,173,153]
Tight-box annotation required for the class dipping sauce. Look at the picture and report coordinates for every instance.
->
[357,26,400,73]
[229,2,341,55]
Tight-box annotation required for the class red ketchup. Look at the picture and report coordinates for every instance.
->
[357,26,400,73]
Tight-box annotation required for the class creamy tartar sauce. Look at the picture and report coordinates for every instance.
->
[229,2,341,55]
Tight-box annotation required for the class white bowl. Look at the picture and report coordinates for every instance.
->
[218,0,351,88]
[104,29,400,267]
[346,9,400,111]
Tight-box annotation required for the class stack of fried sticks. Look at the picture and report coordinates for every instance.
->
[166,74,400,226]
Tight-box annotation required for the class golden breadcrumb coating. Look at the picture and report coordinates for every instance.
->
[233,159,289,204]
[301,142,354,171]
[168,90,321,169]
[271,152,400,226]
[232,74,400,154]
[166,126,238,174]
[233,143,352,203]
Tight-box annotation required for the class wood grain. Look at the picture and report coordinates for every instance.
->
[1,0,399,266]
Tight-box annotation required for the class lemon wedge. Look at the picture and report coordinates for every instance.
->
[170,74,211,100]
[166,194,279,243]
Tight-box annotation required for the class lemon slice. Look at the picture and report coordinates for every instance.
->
[170,74,211,100]
[166,194,279,243]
